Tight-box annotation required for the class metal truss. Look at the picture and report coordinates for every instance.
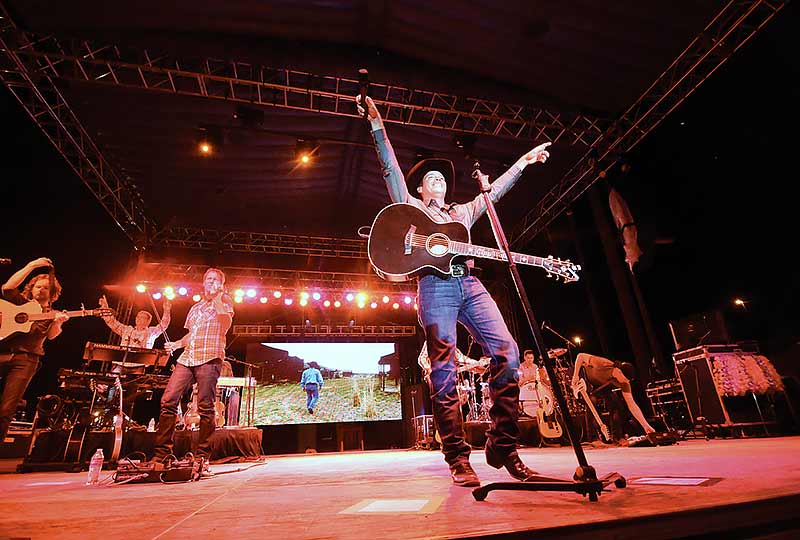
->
[134,263,415,295]
[6,34,606,145]
[508,0,785,248]
[152,227,367,259]
[232,324,416,338]
[0,7,156,244]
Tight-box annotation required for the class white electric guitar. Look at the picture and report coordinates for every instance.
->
[574,378,612,442]
[0,298,112,342]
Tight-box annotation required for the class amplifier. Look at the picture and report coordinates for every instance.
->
[114,458,199,484]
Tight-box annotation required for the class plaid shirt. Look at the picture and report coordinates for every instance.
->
[177,297,234,367]
[105,311,170,349]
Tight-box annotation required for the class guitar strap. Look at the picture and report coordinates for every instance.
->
[46,266,55,312]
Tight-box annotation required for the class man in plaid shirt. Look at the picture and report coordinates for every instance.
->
[152,268,234,472]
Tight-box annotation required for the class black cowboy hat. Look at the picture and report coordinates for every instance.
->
[406,157,456,196]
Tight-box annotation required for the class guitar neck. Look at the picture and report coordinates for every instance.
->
[450,241,545,269]
[28,309,98,321]
[579,387,611,439]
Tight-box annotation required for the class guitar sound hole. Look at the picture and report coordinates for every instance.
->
[426,233,450,257]
[14,313,29,324]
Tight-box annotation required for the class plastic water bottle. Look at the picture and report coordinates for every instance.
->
[86,448,104,485]
[147,418,156,432]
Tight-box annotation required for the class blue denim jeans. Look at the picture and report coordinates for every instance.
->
[0,352,40,441]
[305,383,320,411]
[418,274,520,466]
[154,359,222,460]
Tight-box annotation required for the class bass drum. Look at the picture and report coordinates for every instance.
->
[519,381,555,418]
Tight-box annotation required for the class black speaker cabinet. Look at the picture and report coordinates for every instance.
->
[674,346,773,427]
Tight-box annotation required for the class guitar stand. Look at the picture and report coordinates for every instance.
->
[468,161,626,502]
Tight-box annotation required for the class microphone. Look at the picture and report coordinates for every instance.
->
[471,160,481,178]
[0,258,10,265]
[358,68,370,119]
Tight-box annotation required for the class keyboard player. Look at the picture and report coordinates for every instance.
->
[98,294,171,349]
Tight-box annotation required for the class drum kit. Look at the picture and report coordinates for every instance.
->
[517,348,585,424]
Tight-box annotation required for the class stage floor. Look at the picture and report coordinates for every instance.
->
[2,436,799,540]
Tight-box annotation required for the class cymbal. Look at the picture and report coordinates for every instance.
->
[547,348,568,358]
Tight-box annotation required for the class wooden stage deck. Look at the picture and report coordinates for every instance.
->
[2,436,799,539]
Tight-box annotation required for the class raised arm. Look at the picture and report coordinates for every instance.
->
[2,257,52,292]
[98,295,132,337]
[356,95,410,203]
[154,299,172,333]
[465,142,552,226]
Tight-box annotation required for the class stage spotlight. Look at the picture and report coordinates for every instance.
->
[573,336,582,345]
[413,303,418,310]
[192,294,202,302]
[299,298,308,307]
[164,286,174,296]
[392,302,400,309]
[152,292,162,300]
[196,126,224,156]
[165,291,176,301]
[285,298,293,306]
[345,293,354,302]
[370,302,378,309]
[246,289,257,298]
[234,296,243,303]
[260,296,268,304]
[404,296,413,304]
[135,283,147,293]
[382,295,390,303]
[356,292,367,303]
[273,290,282,298]
[177,286,188,296]
[295,138,318,164]
[357,300,366,309]
[234,288,245,298]
[333,300,341,308]
[312,292,321,301]
[300,291,310,301]
[323,300,331,307]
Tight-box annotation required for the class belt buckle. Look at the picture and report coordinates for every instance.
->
[451,265,466,277]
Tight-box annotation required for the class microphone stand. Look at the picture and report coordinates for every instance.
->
[469,161,624,502]
[542,321,576,368]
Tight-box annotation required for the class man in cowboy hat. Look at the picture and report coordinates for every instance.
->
[357,95,551,487]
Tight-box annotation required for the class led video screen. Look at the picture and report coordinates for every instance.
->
[251,342,402,425]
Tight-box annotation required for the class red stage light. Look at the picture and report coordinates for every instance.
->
[392,302,400,309]
[333,300,341,308]
[260,297,268,304]
[192,294,202,302]
[273,290,282,298]
[323,300,331,307]
[135,284,147,293]
[382,295,390,303]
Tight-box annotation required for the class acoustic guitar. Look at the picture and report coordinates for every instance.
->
[367,203,580,283]
[0,299,111,341]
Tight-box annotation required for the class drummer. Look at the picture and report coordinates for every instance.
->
[518,350,539,385]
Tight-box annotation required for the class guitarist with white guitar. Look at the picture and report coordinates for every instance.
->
[358,93,552,487]
[0,257,69,442]
[570,353,656,442]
